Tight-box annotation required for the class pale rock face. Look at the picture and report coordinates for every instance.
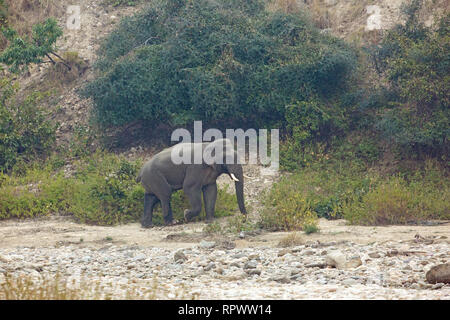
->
[366,5,383,31]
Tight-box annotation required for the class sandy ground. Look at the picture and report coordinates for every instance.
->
[1,215,448,250]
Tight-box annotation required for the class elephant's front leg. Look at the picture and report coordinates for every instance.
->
[203,183,217,223]
[183,186,203,222]
[161,195,175,225]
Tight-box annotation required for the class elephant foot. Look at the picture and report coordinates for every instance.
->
[141,219,153,228]
[164,219,180,226]
[184,209,199,222]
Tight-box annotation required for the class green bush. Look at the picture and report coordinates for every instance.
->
[82,0,357,133]
[264,160,374,223]
[260,176,318,231]
[369,1,449,159]
[342,162,450,225]
[266,152,449,227]
[0,78,57,172]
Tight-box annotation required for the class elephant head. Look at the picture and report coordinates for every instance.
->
[203,139,247,216]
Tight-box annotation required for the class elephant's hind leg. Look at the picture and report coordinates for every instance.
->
[141,193,159,228]
[147,171,175,225]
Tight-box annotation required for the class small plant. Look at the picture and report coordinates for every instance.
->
[277,232,304,248]
[203,221,222,235]
[225,214,258,234]
[303,223,319,234]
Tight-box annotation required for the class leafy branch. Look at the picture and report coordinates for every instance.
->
[0,18,69,74]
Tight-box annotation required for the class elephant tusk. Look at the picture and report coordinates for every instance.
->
[230,173,239,182]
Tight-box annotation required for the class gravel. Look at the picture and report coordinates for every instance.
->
[0,240,449,299]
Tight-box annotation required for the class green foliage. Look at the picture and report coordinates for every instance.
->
[0,0,7,28]
[303,223,319,234]
[82,0,357,132]
[68,154,144,225]
[0,18,63,73]
[0,77,56,172]
[266,153,449,227]
[225,214,258,234]
[265,159,374,223]
[260,178,318,231]
[342,162,450,225]
[281,96,350,170]
[368,1,449,159]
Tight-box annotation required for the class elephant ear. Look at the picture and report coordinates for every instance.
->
[203,139,233,170]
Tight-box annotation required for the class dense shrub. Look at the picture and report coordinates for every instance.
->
[342,162,450,225]
[82,0,357,132]
[369,0,449,159]
[264,156,449,227]
[0,77,56,172]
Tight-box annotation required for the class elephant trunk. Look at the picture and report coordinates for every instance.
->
[227,164,247,215]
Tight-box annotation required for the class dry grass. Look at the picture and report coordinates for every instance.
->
[0,272,198,300]
[277,232,304,248]
[266,0,302,14]
[0,0,64,49]
[46,51,89,85]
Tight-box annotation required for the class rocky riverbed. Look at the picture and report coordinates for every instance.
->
[0,218,449,299]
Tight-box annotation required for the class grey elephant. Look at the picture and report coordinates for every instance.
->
[136,139,247,227]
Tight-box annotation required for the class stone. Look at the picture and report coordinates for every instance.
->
[426,263,450,284]
[278,249,290,257]
[134,254,146,261]
[199,241,216,249]
[325,252,362,269]
[248,254,260,260]
[215,267,224,275]
[204,262,216,271]
[368,252,381,259]
[0,254,11,263]
[346,256,363,269]
[270,275,290,283]
[432,283,444,290]
[325,251,347,269]
[342,278,359,286]
[244,260,258,269]
[246,269,262,276]
[174,250,187,263]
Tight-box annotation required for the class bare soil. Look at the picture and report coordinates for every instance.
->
[1,215,448,250]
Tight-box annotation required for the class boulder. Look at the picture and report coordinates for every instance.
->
[426,263,450,284]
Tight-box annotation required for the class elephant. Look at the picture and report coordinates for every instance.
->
[136,138,247,227]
